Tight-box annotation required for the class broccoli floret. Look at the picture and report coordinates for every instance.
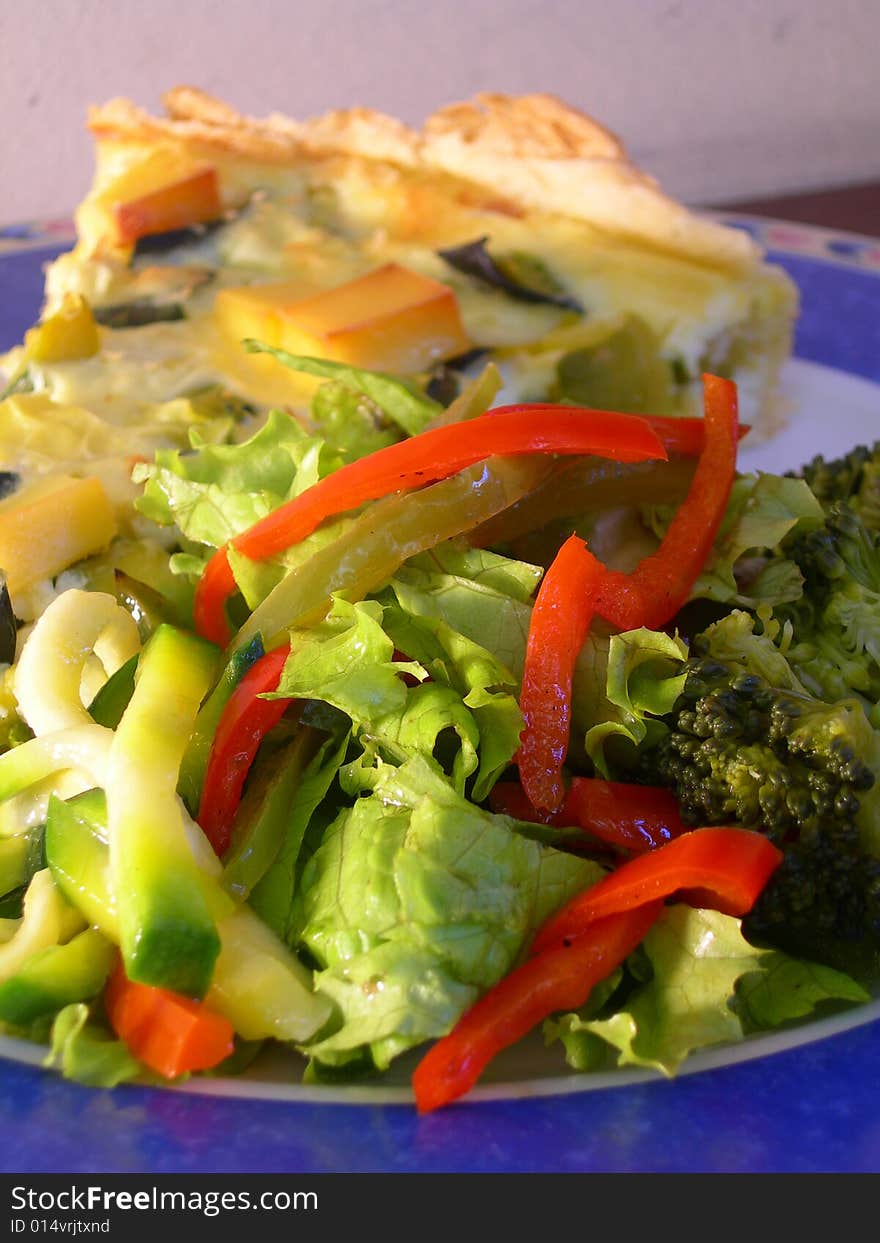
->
[649,654,875,841]
[637,612,880,968]
[780,504,880,718]
[624,448,880,972]
[754,827,880,943]
[793,442,880,532]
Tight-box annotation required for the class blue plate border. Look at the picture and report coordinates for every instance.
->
[4,1009,880,1173]
[1,219,880,1173]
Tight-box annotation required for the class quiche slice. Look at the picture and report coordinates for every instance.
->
[0,88,796,614]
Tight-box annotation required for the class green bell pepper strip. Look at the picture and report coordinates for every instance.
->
[231,456,555,654]
[194,404,667,646]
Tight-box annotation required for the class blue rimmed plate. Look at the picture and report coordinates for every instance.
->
[1,216,880,1173]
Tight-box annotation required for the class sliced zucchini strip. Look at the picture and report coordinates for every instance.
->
[15,589,140,736]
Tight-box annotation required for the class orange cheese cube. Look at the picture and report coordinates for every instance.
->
[216,263,471,375]
[214,279,314,351]
[112,165,221,245]
[0,475,118,597]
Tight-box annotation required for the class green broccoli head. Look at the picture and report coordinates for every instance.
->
[627,445,880,970]
[781,504,880,717]
[651,653,875,842]
[637,611,880,965]
[792,502,880,590]
[794,441,880,531]
[754,826,880,950]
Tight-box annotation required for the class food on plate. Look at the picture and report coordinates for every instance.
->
[0,89,875,1110]
[4,87,798,523]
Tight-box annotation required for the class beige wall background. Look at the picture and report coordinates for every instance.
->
[1,0,878,223]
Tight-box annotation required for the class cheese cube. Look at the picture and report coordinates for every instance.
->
[0,476,118,597]
[80,148,222,248]
[216,263,470,374]
[112,166,221,246]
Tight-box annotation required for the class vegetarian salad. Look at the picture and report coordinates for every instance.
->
[0,334,878,1112]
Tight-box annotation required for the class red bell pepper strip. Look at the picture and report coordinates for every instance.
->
[560,778,687,853]
[644,412,748,456]
[486,404,748,457]
[197,642,293,857]
[511,375,738,814]
[530,826,783,957]
[412,901,663,1113]
[516,535,608,813]
[412,813,781,1110]
[193,404,668,646]
[488,777,688,854]
[194,553,240,649]
[104,959,234,1079]
[488,780,560,824]
[596,373,739,631]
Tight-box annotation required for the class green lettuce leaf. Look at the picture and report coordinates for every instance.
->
[541,971,623,1072]
[243,343,440,437]
[551,908,762,1075]
[380,593,523,800]
[134,408,342,558]
[371,550,532,800]
[296,755,600,1069]
[734,953,869,1031]
[309,381,401,461]
[275,596,519,798]
[274,596,422,724]
[646,473,824,609]
[730,949,870,1029]
[404,541,543,604]
[579,628,688,776]
[306,942,477,1071]
[390,558,535,681]
[277,598,477,789]
[248,730,351,944]
[547,906,868,1077]
[43,1003,142,1088]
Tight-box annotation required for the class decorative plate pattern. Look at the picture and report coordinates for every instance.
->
[718,212,880,270]
[0,217,76,253]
